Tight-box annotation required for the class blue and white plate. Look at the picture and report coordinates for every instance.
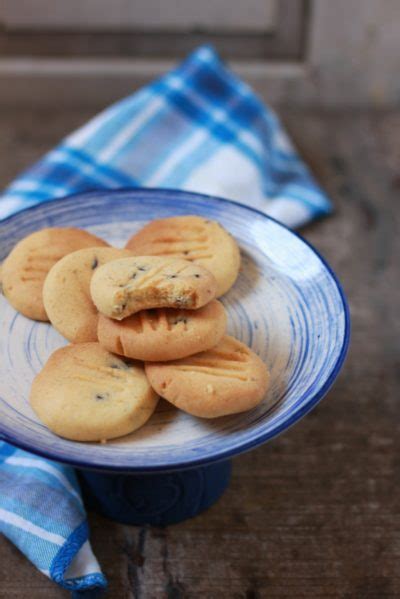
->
[0,189,349,472]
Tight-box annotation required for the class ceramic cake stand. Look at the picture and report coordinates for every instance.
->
[78,461,231,526]
[0,189,350,525]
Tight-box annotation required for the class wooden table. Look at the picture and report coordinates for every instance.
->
[0,109,398,598]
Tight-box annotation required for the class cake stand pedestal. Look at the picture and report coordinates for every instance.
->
[78,460,232,526]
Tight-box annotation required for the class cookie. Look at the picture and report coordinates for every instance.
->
[97,299,227,361]
[145,335,270,418]
[90,256,217,320]
[1,227,108,321]
[30,342,159,442]
[43,247,133,343]
[125,216,240,297]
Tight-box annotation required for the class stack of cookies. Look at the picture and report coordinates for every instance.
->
[1,216,270,443]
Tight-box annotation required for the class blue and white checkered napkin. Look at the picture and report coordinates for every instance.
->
[0,443,106,596]
[0,45,331,224]
[0,46,332,594]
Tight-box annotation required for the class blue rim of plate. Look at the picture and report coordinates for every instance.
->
[0,188,351,473]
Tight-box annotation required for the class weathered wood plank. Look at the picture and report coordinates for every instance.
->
[0,109,399,599]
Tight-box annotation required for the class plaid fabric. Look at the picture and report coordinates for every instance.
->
[0,443,106,595]
[0,45,331,226]
[0,45,332,596]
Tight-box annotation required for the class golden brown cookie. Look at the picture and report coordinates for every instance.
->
[90,256,217,320]
[30,342,159,442]
[97,299,227,361]
[145,335,270,418]
[125,215,240,297]
[1,227,108,321]
[43,247,133,343]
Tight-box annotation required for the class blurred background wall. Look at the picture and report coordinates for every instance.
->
[0,0,399,108]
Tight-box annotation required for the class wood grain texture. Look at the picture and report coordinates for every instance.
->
[0,109,399,598]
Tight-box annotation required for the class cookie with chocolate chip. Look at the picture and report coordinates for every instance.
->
[125,215,241,297]
[43,247,132,343]
[1,227,109,321]
[97,299,227,361]
[145,335,270,418]
[90,256,217,320]
[30,342,158,441]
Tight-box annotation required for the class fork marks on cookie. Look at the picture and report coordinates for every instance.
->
[173,364,248,382]
[20,250,66,281]
[71,358,132,392]
[131,309,187,334]
[136,224,214,263]
[172,347,250,382]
